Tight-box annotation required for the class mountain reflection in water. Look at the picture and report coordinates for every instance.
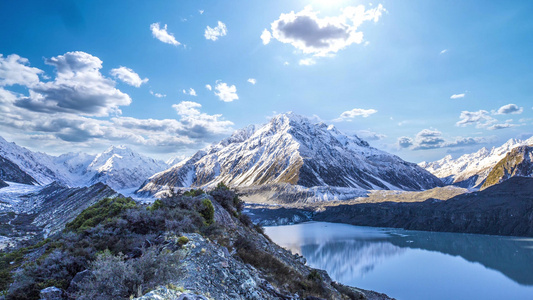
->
[265,222,533,300]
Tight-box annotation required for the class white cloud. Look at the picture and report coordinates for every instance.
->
[204,21,227,41]
[205,84,212,91]
[15,51,131,117]
[110,66,148,87]
[247,78,257,85]
[440,49,448,54]
[399,129,486,150]
[172,101,234,135]
[0,54,43,87]
[397,136,413,148]
[357,130,386,141]
[214,81,238,102]
[487,123,516,130]
[0,53,235,155]
[494,103,523,115]
[299,58,316,66]
[456,110,496,128]
[199,10,204,15]
[335,108,378,121]
[150,23,180,46]
[260,29,272,45]
[450,93,465,99]
[182,88,197,96]
[265,4,386,56]
[150,90,166,98]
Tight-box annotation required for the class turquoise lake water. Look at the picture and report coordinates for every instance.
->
[265,222,533,300]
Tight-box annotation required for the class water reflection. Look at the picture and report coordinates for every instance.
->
[265,222,533,295]
[301,241,404,281]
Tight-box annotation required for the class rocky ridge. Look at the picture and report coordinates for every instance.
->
[481,145,533,189]
[419,137,533,188]
[138,113,442,200]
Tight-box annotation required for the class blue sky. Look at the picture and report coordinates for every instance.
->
[0,0,532,163]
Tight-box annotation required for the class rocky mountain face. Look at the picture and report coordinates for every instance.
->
[314,177,533,237]
[138,113,443,199]
[0,136,168,190]
[0,155,37,185]
[0,182,120,246]
[481,145,533,189]
[419,137,533,188]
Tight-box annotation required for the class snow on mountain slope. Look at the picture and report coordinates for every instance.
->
[419,137,533,188]
[138,113,443,199]
[0,136,73,185]
[0,137,168,190]
[84,146,169,190]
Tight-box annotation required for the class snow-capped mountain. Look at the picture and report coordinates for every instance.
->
[481,145,533,190]
[138,113,443,198]
[83,145,169,190]
[419,137,533,188]
[0,136,73,185]
[0,137,168,190]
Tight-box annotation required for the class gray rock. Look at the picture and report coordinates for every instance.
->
[39,286,64,300]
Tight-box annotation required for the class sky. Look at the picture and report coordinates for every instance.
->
[0,0,532,163]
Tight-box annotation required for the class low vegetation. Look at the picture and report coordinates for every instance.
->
[0,184,242,300]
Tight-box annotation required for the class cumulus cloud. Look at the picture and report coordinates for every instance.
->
[0,54,43,87]
[110,66,148,87]
[261,29,272,45]
[450,93,465,99]
[494,103,523,115]
[214,81,238,102]
[15,51,131,117]
[357,130,386,141]
[205,84,212,91]
[150,90,166,98]
[456,110,496,128]
[172,101,234,136]
[299,58,316,66]
[264,4,386,56]
[182,88,197,96]
[247,78,257,85]
[399,129,487,150]
[204,21,227,41]
[398,136,413,148]
[150,23,180,46]
[0,52,235,156]
[335,108,377,121]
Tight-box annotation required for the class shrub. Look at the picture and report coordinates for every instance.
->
[210,186,243,213]
[177,236,189,246]
[200,199,215,226]
[65,197,137,233]
[75,247,182,299]
[183,189,205,197]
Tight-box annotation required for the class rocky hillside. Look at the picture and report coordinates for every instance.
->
[0,156,38,185]
[138,113,442,199]
[313,177,533,237]
[481,145,533,189]
[419,137,533,188]
[1,186,392,300]
[0,182,120,247]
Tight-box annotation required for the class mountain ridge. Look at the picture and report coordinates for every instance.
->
[419,136,533,188]
[138,113,443,199]
[0,137,168,190]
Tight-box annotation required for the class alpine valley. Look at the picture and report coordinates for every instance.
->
[1,113,533,300]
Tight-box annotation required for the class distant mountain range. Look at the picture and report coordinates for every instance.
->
[419,137,533,188]
[0,136,168,190]
[138,113,443,199]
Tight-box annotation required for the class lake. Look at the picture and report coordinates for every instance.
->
[265,222,533,300]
